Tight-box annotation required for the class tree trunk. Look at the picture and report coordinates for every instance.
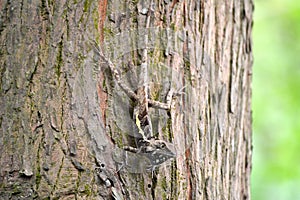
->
[0,0,253,200]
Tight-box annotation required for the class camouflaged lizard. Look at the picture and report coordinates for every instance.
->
[97,2,177,173]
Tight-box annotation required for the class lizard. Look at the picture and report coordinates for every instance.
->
[96,1,179,173]
[97,49,176,172]
[98,48,177,172]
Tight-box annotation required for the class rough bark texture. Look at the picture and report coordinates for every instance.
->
[0,0,253,200]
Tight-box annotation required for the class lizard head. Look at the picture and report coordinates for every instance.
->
[140,138,176,167]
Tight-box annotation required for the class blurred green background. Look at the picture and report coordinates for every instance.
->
[252,0,300,199]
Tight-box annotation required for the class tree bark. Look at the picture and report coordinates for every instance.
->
[0,0,253,200]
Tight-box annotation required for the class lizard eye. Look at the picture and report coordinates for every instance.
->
[160,143,166,149]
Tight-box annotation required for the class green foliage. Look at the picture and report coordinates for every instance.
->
[252,0,300,199]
